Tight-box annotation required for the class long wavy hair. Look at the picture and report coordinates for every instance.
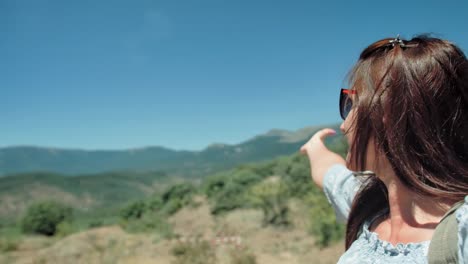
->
[344,35,468,249]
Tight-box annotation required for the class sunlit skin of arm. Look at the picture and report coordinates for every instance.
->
[299,128,346,190]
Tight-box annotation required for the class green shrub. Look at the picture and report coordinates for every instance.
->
[272,156,291,177]
[236,161,275,178]
[249,179,290,227]
[162,198,183,215]
[161,183,196,215]
[56,221,74,237]
[170,240,216,264]
[204,175,227,199]
[306,192,345,247]
[231,169,262,186]
[21,201,73,236]
[210,182,247,215]
[205,169,263,215]
[120,200,146,220]
[87,219,104,229]
[282,155,314,197]
[147,195,163,212]
[162,183,195,203]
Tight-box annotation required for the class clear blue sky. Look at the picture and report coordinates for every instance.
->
[2,0,467,150]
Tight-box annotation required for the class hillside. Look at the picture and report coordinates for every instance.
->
[0,138,348,263]
[0,170,173,219]
[0,124,347,220]
[0,125,342,177]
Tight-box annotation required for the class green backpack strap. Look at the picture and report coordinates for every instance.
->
[428,200,464,264]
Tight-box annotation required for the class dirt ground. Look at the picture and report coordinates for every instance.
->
[0,202,344,264]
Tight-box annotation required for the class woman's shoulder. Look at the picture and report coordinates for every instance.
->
[455,195,468,220]
[456,196,468,232]
[455,194,467,212]
[456,195,468,263]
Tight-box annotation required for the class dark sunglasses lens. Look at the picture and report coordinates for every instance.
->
[340,92,353,120]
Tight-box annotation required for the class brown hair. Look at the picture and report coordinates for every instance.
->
[344,36,468,249]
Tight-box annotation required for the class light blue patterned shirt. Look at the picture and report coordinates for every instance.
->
[322,164,468,264]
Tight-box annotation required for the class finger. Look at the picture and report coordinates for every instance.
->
[299,144,307,154]
[301,128,337,155]
[313,128,337,141]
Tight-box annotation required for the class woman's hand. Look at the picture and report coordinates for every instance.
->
[300,128,337,156]
[300,128,346,189]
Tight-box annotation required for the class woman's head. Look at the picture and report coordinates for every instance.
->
[344,35,468,248]
[344,35,468,198]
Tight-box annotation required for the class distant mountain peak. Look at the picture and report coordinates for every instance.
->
[205,143,229,149]
[259,126,322,143]
[263,129,290,137]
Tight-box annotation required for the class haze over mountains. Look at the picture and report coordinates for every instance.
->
[0,125,342,177]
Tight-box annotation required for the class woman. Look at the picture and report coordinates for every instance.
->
[300,35,468,263]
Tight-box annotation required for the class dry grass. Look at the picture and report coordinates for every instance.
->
[0,199,344,264]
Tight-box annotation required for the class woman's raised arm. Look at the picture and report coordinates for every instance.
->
[300,128,346,189]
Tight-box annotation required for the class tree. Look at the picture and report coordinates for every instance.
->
[21,201,73,236]
[249,179,290,227]
[161,183,196,215]
[204,169,263,215]
[120,200,146,220]
[283,155,314,197]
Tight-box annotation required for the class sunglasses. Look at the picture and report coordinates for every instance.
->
[339,88,356,120]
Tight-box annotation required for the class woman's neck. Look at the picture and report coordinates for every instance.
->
[374,166,452,244]
[386,179,442,226]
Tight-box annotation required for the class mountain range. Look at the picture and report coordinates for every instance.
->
[0,124,342,177]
